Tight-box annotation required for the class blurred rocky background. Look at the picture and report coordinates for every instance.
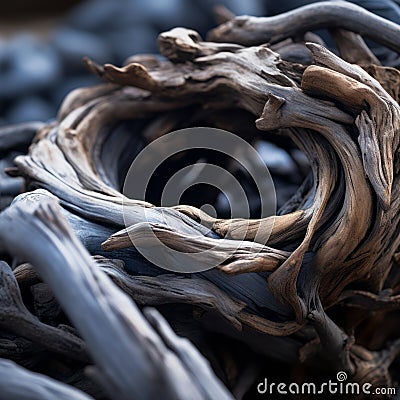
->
[0,0,399,125]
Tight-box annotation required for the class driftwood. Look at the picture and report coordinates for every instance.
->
[0,194,233,400]
[0,1,400,398]
[0,358,94,400]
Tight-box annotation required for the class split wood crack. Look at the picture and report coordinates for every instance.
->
[0,1,399,398]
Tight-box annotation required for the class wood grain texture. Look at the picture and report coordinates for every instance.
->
[0,3,399,397]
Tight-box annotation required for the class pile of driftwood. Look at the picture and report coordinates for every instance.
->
[1,1,400,398]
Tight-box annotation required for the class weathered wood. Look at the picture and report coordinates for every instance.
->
[0,2,400,397]
[0,261,88,362]
[207,1,400,53]
[0,358,94,400]
[0,195,234,400]
[0,122,44,156]
[329,29,381,66]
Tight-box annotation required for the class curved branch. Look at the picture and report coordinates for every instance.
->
[207,1,400,54]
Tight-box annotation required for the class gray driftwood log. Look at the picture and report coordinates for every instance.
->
[0,1,400,398]
[0,193,233,400]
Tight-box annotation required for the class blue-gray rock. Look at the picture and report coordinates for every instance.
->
[254,141,297,176]
[0,35,61,99]
[106,25,159,61]
[52,75,100,108]
[223,0,265,16]
[66,0,124,33]
[7,96,55,124]
[51,28,112,72]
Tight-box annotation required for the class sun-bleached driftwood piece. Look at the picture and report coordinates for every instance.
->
[207,1,400,53]
[0,358,94,400]
[1,2,400,397]
[0,194,234,400]
[6,20,400,382]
